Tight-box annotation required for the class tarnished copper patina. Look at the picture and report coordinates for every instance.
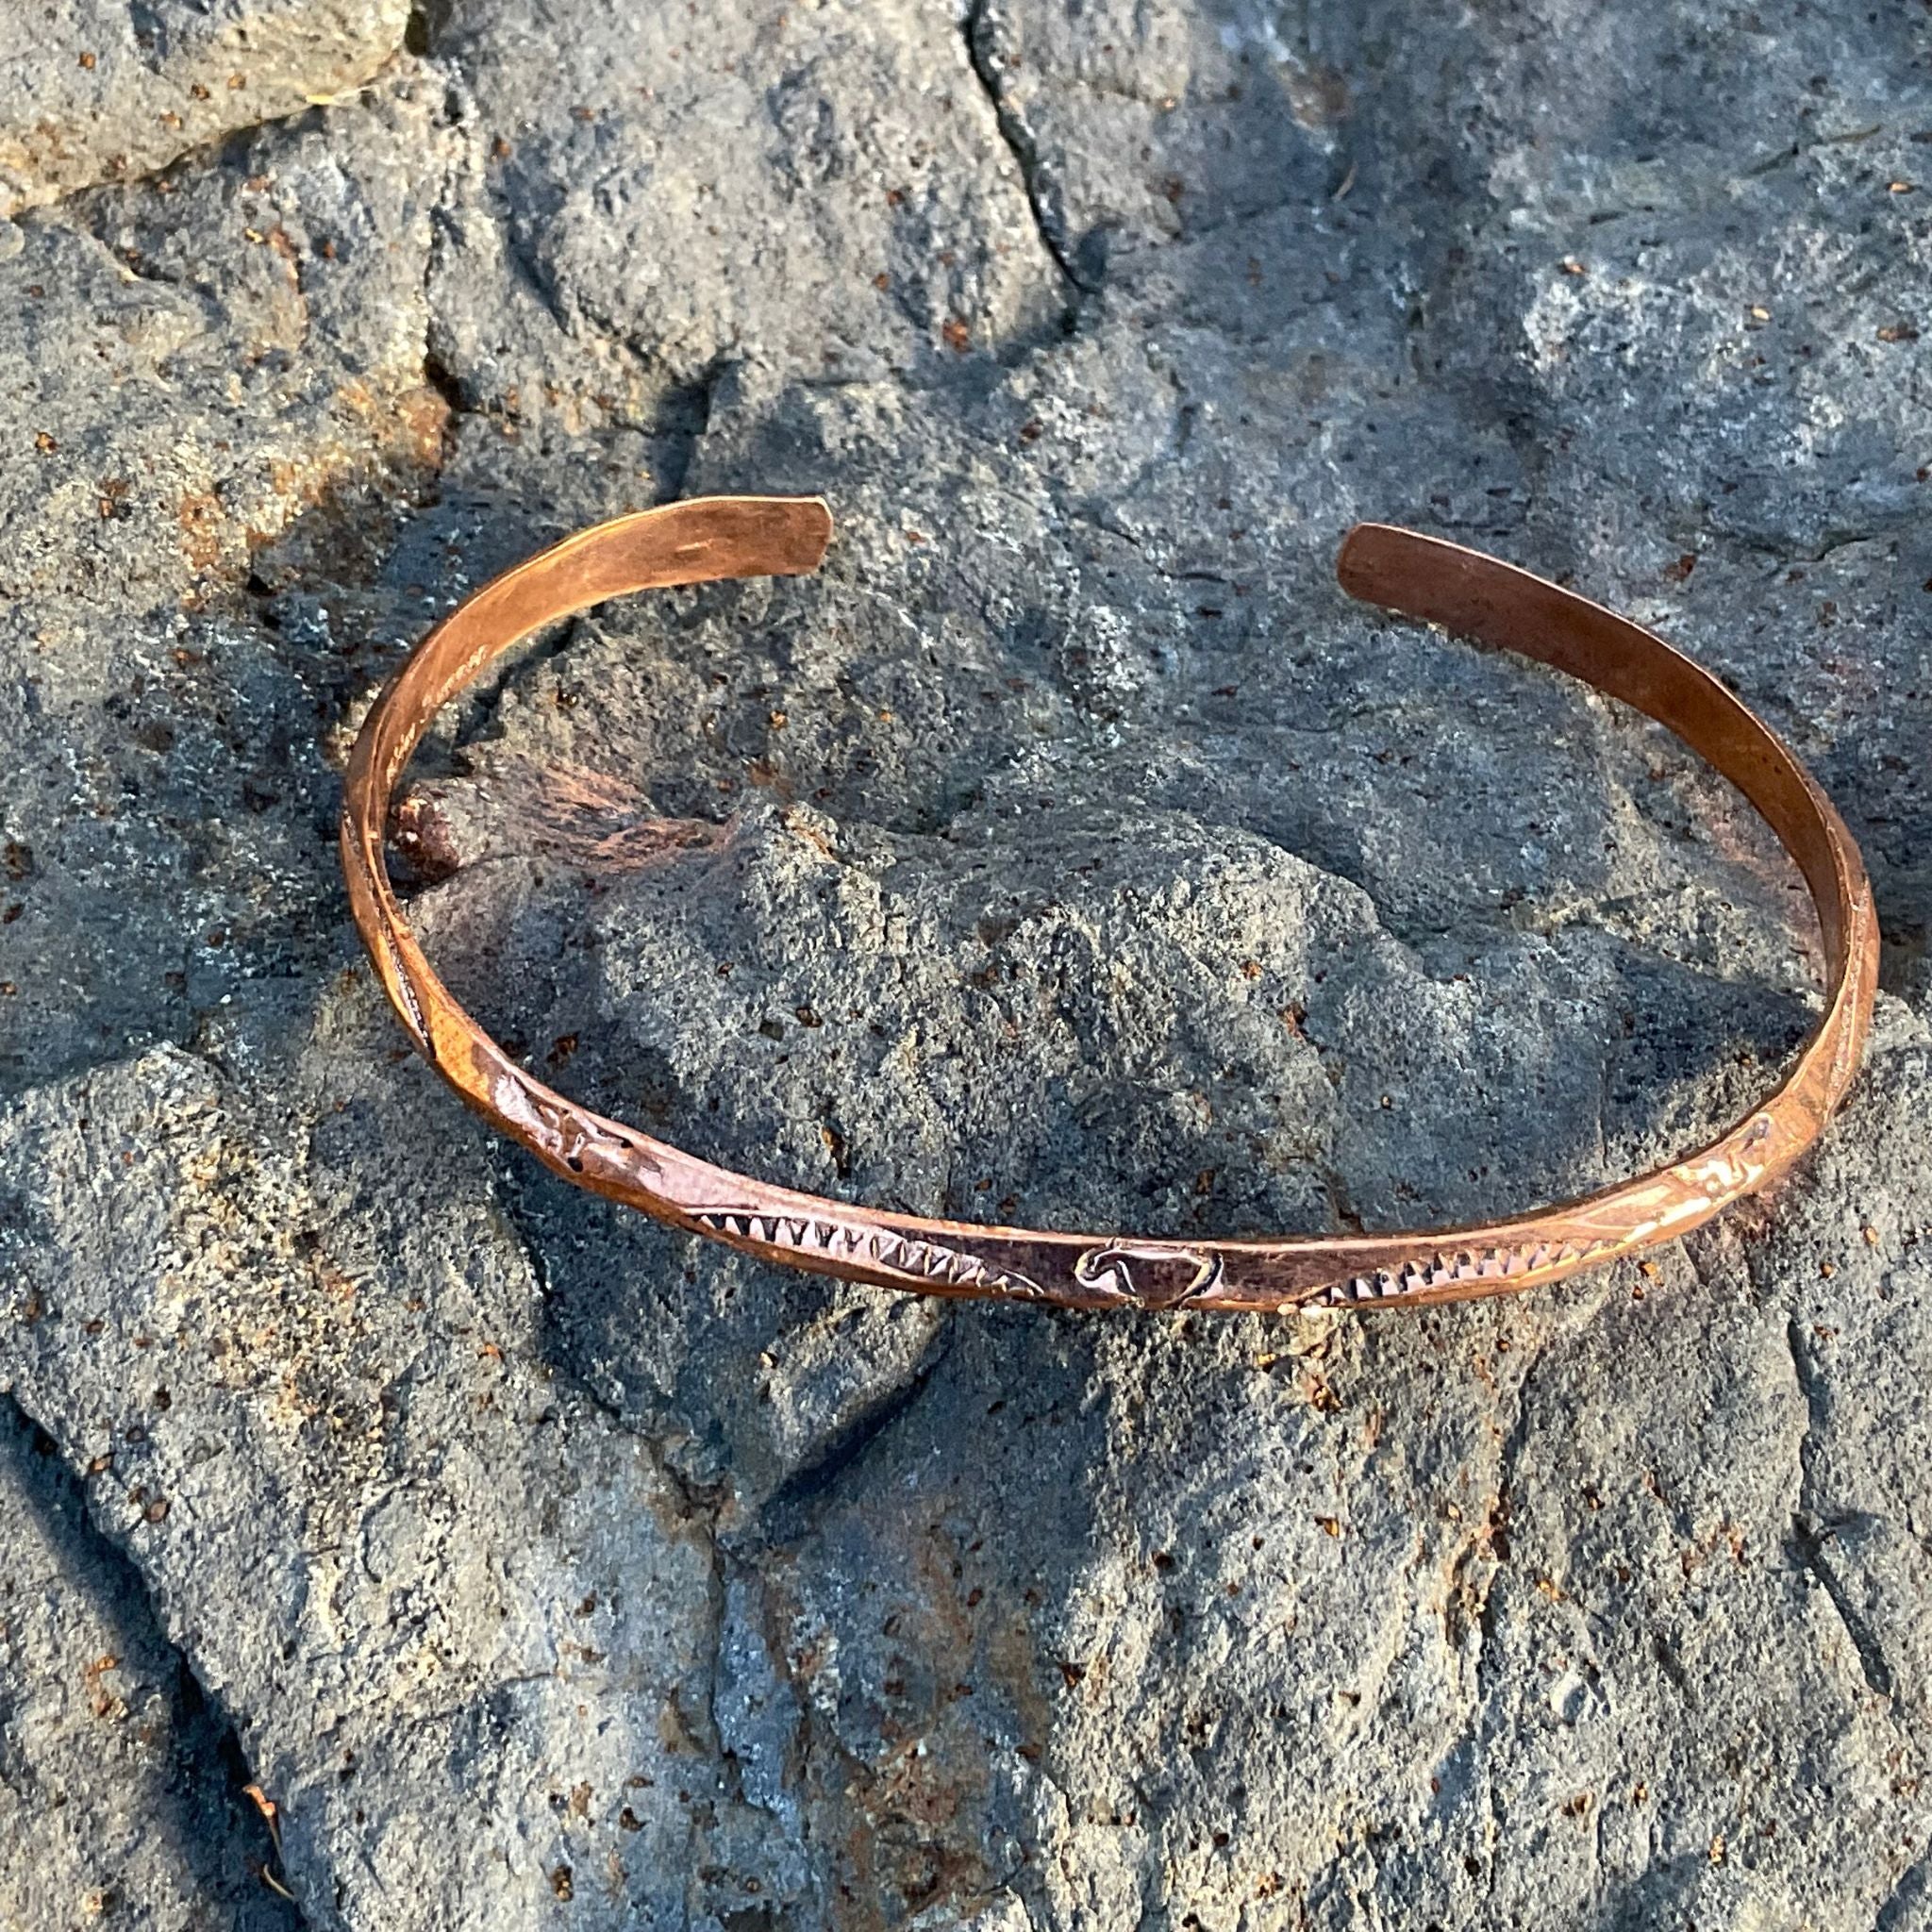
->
[341,497,1877,1313]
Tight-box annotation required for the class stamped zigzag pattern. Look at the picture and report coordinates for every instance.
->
[1305,1236,1622,1308]
[689,1207,1051,1300]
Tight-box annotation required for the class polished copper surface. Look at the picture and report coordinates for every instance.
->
[340,497,1878,1314]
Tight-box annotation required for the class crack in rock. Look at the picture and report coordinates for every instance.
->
[1784,1318,1897,1702]
[0,1391,304,1928]
[962,0,1094,299]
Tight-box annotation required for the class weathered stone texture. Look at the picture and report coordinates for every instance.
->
[0,0,408,217]
[0,1,1927,1927]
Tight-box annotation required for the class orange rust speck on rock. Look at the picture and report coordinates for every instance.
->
[393,387,452,469]
[175,491,225,575]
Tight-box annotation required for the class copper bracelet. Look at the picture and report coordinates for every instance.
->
[341,497,1877,1313]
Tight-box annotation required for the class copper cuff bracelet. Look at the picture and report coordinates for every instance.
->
[341,497,1877,1314]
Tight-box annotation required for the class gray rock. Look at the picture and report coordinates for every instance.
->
[421,0,1067,426]
[0,1395,300,1929]
[0,1032,730,1930]
[0,75,455,1091]
[0,0,408,217]
[0,0,1929,1927]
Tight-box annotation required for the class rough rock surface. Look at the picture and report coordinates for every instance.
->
[0,1396,300,1928]
[0,0,409,218]
[1,2,1929,1929]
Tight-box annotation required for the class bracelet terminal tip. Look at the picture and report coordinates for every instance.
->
[654,494,834,586]
[1333,519,1397,587]
[758,493,834,576]
[1334,521,1454,622]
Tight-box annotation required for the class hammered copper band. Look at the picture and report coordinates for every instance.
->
[340,497,1878,1313]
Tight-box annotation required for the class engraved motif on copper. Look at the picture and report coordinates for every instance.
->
[1074,1243,1224,1307]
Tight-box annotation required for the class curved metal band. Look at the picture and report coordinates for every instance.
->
[340,498,1878,1314]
